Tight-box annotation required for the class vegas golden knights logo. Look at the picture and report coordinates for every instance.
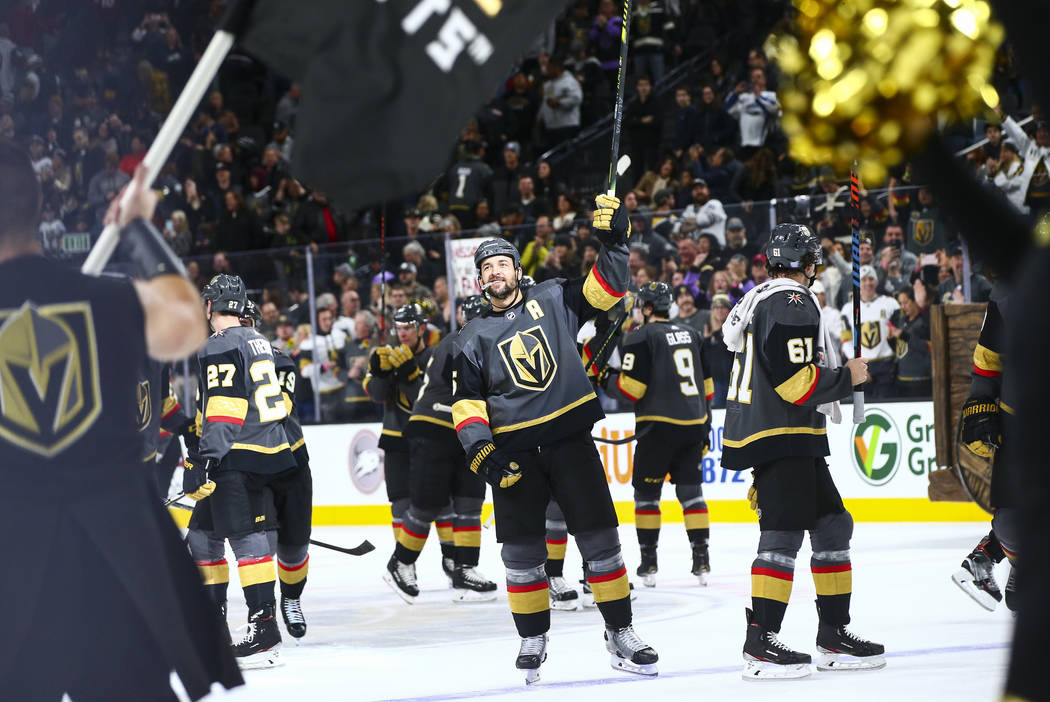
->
[861,320,882,350]
[497,325,557,391]
[0,301,102,457]
[913,218,934,246]
[137,379,152,432]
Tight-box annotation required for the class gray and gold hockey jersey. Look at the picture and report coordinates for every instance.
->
[611,320,714,428]
[453,243,629,452]
[363,344,430,451]
[722,288,853,470]
[273,346,309,469]
[197,326,296,474]
[406,333,459,446]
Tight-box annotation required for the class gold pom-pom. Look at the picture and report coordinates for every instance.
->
[778,0,1003,184]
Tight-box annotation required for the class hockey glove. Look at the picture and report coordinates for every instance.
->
[700,421,712,457]
[467,441,522,489]
[182,455,216,501]
[592,194,631,248]
[747,483,758,512]
[369,347,394,376]
[961,396,1000,458]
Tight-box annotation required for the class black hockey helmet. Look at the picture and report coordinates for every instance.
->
[393,303,426,327]
[241,299,262,327]
[473,238,521,272]
[202,274,247,316]
[765,223,822,270]
[637,281,673,314]
[461,294,489,322]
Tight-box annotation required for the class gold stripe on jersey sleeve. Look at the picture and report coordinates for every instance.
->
[635,413,708,426]
[162,394,179,417]
[492,392,597,434]
[704,377,714,398]
[723,425,827,449]
[408,414,456,430]
[582,266,624,311]
[204,396,248,420]
[617,373,647,400]
[973,343,1002,374]
[290,437,306,452]
[452,399,489,428]
[230,441,291,454]
[141,450,158,463]
[775,365,818,404]
[1000,401,1015,415]
[381,429,403,438]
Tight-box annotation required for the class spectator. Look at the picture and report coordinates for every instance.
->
[625,75,662,174]
[269,121,294,163]
[702,293,734,408]
[889,287,932,397]
[630,213,675,267]
[295,190,346,245]
[840,265,900,399]
[402,240,440,289]
[537,234,581,281]
[38,200,65,256]
[740,253,768,294]
[332,288,361,340]
[634,156,679,206]
[936,243,993,303]
[275,83,301,129]
[521,215,554,277]
[537,54,583,149]
[274,313,297,352]
[672,88,698,158]
[299,307,349,421]
[877,223,918,279]
[87,151,130,223]
[904,186,951,255]
[631,0,675,84]
[445,139,493,230]
[1001,115,1050,212]
[732,147,777,235]
[810,281,844,365]
[397,262,434,303]
[552,192,578,232]
[499,73,540,148]
[589,0,625,85]
[118,134,147,176]
[672,284,708,333]
[725,67,780,159]
[258,301,280,341]
[993,140,1026,210]
[691,145,739,205]
[693,84,735,153]
[535,160,562,204]
[680,178,727,244]
[214,191,261,252]
[517,174,547,222]
[723,217,758,261]
[166,210,193,257]
[492,142,523,216]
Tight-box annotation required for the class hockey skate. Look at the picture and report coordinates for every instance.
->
[549,576,581,611]
[234,604,283,669]
[451,565,498,602]
[280,595,306,639]
[516,633,548,685]
[951,547,1001,611]
[383,555,420,604]
[742,609,811,680]
[691,542,710,586]
[442,556,455,588]
[604,624,659,676]
[1005,565,1018,614]
[816,621,886,671]
[636,545,657,588]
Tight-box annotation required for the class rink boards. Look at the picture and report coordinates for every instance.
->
[304,401,988,525]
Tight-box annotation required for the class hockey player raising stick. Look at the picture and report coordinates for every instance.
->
[604,281,715,587]
[721,224,885,679]
[384,295,498,603]
[451,196,658,684]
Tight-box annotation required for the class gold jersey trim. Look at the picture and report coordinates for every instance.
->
[408,414,456,429]
[229,441,291,454]
[492,391,597,434]
[635,413,709,426]
[723,425,827,449]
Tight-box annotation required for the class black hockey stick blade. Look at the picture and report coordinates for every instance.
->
[310,538,375,556]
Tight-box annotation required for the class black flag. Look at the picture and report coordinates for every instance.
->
[240,0,572,209]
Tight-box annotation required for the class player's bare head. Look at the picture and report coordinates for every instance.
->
[0,140,41,249]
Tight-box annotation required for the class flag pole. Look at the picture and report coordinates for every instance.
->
[82,23,240,274]
[850,167,865,424]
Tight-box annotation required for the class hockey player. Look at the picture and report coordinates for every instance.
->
[606,281,714,587]
[952,289,1020,612]
[839,264,900,399]
[367,304,456,592]
[452,195,659,684]
[243,301,314,637]
[185,274,297,669]
[721,223,884,679]
[0,150,241,699]
[385,295,498,603]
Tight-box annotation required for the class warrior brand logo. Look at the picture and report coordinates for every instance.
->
[0,301,102,457]
[498,325,557,391]
[852,409,901,486]
[137,379,152,432]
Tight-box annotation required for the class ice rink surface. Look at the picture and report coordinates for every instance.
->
[210,521,1013,702]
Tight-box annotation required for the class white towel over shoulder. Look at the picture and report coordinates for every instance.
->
[722,278,842,423]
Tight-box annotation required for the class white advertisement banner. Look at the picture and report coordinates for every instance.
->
[445,236,488,300]
[306,402,945,508]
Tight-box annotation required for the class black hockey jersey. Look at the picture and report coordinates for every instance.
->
[406,332,458,445]
[446,157,493,217]
[363,344,430,451]
[612,320,714,427]
[453,243,629,452]
[722,286,853,469]
[138,360,192,463]
[274,346,309,469]
[197,326,296,474]
[971,290,1012,412]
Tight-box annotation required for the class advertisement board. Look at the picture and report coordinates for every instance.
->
[304,402,987,524]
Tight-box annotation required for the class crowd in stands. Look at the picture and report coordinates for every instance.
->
[4,0,1043,422]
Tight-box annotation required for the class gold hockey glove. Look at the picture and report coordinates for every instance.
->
[183,455,216,501]
[592,194,631,248]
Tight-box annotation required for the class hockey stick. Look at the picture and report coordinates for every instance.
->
[81,2,250,274]
[605,0,634,198]
[379,203,388,342]
[850,167,865,423]
[166,501,375,556]
[590,424,651,444]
